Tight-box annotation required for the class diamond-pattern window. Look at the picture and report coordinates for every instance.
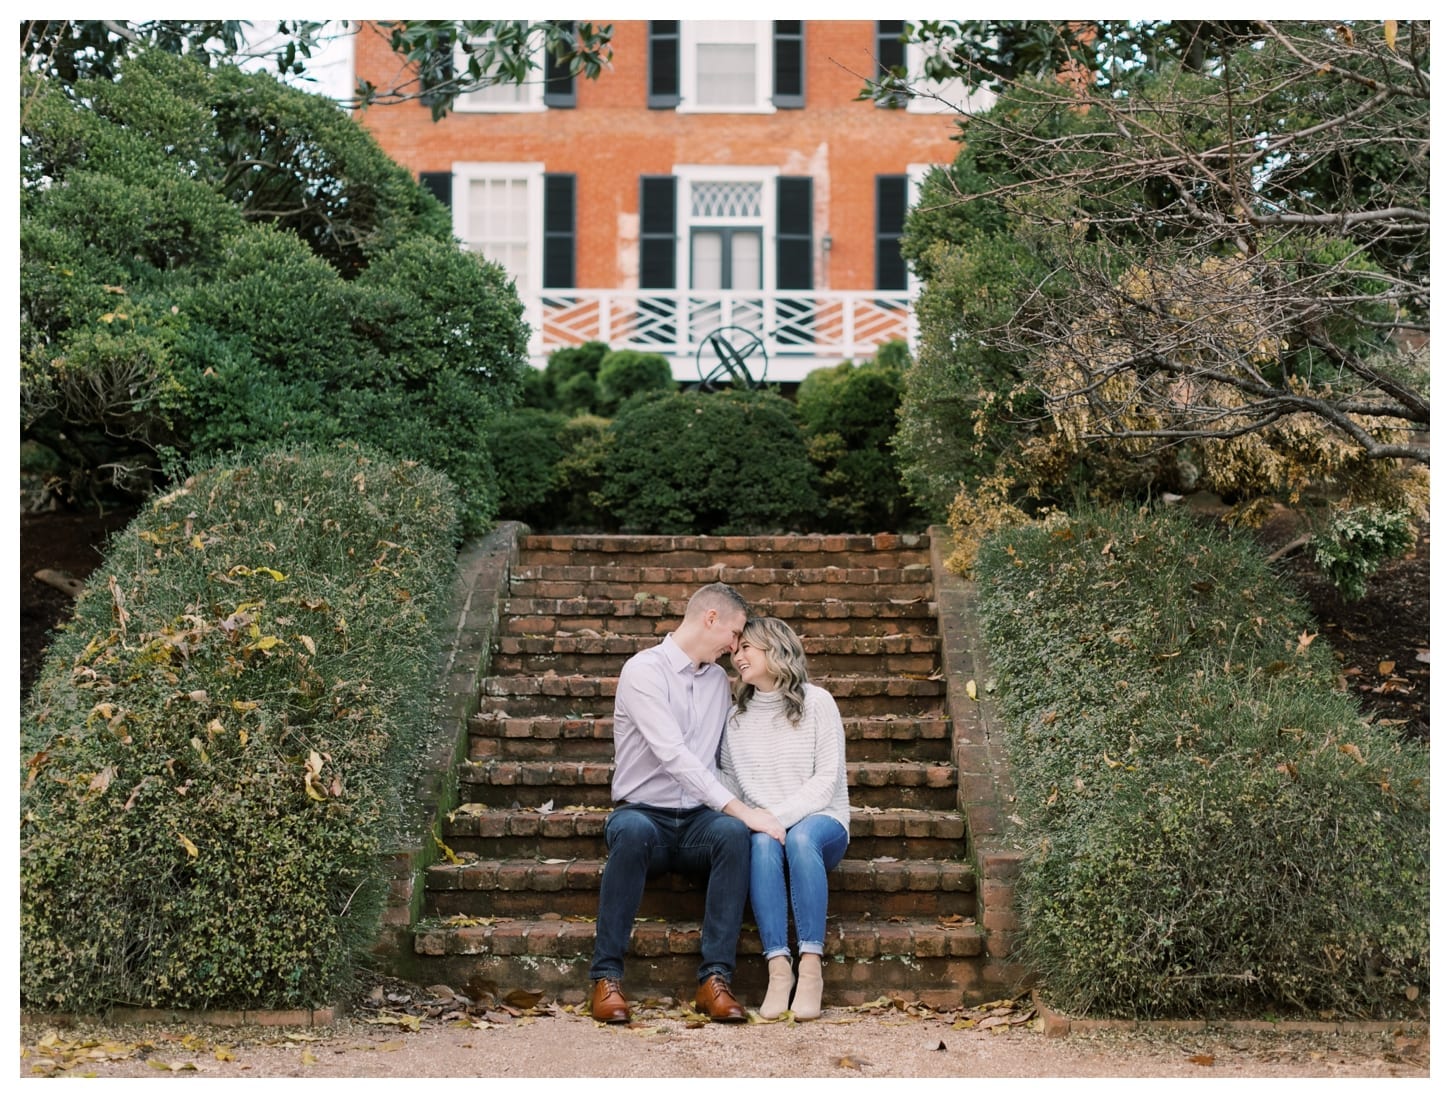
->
[690,181,762,219]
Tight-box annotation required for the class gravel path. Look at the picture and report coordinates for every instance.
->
[21,1001,1428,1079]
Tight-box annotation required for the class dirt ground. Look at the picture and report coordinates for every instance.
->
[17,992,1432,1079]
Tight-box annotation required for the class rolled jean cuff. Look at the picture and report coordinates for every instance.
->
[762,946,791,960]
[798,941,824,955]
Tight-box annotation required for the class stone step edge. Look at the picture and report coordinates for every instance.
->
[443,805,966,841]
[519,534,931,552]
[469,715,950,737]
[457,760,958,789]
[426,856,975,893]
[414,915,984,960]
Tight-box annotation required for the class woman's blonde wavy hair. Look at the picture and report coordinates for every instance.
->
[731,616,809,725]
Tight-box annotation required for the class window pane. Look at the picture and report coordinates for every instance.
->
[692,232,724,290]
[696,43,756,106]
[467,178,530,286]
[731,233,761,290]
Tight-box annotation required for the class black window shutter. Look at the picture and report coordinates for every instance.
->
[875,175,909,290]
[639,175,677,288]
[776,177,813,290]
[419,171,452,208]
[648,21,681,108]
[543,21,577,108]
[773,21,804,108]
[543,174,576,288]
[875,20,907,108]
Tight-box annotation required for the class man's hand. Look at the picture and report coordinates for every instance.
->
[724,799,786,843]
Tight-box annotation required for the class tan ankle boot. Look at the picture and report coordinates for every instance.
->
[759,955,794,1019]
[792,953,824,1019]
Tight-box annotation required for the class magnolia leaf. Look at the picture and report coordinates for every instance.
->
[504,988,546,1010]
[207,719,226,737]
[177,833,199,858]
[964,679,977,701]
[837,1054,871,1070]
[1338,743,1367,766]
[298,634,317,656]
[1385,19,1398,51]
[88,765,116,794]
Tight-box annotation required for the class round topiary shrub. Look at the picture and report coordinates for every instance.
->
[596,350,675,414]
[598,390,820,534]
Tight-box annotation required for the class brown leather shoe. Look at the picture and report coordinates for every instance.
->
[693,974,747,1023]
[589,976,631,1024]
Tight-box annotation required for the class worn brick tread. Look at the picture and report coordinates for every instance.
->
[427,856,974,895]
[445,804,965,840]
[482,674,945,700]
[457,760,957,797]
[413,914,983,961]
[501,597,936,621]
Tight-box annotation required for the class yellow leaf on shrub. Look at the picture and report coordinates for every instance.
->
[89,765,115,794]
[247,635,283,652]
[207,719,226,737]
[231,700,260,712]
[1338,743,1367,766]
[178,833,199,858]
[298,634,316,656]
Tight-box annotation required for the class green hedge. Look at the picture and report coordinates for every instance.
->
[20,446,461,1012]
[598,390,820,534]
[974,504,1429,1018]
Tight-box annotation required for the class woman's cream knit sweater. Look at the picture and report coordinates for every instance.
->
[718,682,850,831]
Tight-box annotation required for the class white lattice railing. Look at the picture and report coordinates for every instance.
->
[533,290,915,367]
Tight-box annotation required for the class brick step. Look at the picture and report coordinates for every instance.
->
[491,633,939,676]
[510,566,932,604]
[408,915,985,1009]
[501,597,939,639]
[468,714,952,763]
[481,674,946,718]
[457,759,958,811]
[425,856,976,920]
[443,806,969,862]
[517,533,931,572]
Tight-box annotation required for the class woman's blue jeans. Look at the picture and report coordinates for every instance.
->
[749,814,849,958]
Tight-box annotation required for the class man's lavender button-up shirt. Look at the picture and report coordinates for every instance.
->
[610,633,735,811]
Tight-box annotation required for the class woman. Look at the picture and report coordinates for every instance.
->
[719,616,850,1020]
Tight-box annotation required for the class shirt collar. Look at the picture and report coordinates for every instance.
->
[662,632,712,676]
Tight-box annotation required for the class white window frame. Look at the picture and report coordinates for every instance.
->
[673,164,780,291]
[451,162,546,337]
[453,33,547,113]
[904,41,996,115]
[677,21,776,114]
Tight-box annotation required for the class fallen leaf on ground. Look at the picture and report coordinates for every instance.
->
[1188,1054,1215,1067]
[837,1054,871,1070]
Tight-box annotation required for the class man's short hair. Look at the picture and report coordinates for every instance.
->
[684,582,749,622]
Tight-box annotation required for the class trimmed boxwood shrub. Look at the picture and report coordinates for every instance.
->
[598,390,820,534]
[795,346,921,532]
[973,503,1429,1018]
[486,407,570,525]
[596,349,675,414]
[20,445,460,1012]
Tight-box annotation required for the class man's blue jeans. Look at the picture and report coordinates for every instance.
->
[749,814,849,958]
[589,803,751,984]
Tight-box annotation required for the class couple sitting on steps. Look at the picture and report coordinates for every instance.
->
[588,582,852,1024]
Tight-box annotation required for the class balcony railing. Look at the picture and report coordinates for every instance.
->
[533,290,914,366]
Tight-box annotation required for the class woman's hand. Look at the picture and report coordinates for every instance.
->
[724,799,786,843]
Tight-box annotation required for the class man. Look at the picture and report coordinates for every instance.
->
[587,582,782,1024]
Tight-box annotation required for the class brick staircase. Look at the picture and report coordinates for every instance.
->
[406,533,992,1009]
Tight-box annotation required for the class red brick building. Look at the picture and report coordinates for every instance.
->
[352,20,986,381]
